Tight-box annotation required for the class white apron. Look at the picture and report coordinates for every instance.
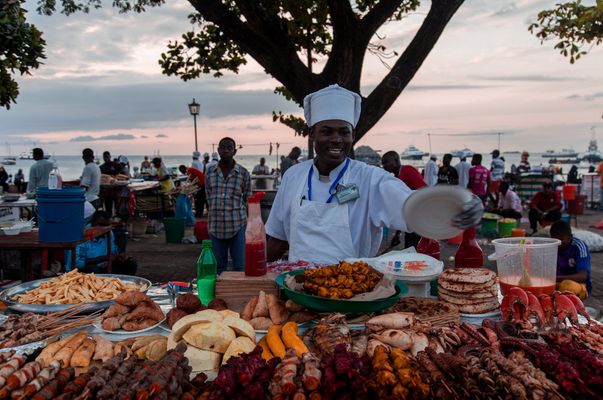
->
[288,164,356,264]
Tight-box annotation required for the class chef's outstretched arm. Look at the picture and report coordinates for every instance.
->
[267,236,289,262]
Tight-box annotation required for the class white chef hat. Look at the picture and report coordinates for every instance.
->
[192,151,201,158]
[303,84,361,128]
[118,155,129,164]
[211,152,219,160]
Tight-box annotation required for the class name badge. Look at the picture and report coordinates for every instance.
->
[334,183,359,204]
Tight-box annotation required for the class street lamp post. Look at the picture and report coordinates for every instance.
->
[188,98,200,152]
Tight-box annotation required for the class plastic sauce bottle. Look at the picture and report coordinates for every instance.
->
[197,239,217,305]
[454,227,484,268]
[245,192,267,276]
[416,237,441,260]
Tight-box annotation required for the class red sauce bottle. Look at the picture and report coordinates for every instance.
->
[245,192,267,276]
[454,227,483,268]
[416,237,441,260]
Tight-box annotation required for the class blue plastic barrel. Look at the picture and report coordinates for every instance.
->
[36,187,85,242]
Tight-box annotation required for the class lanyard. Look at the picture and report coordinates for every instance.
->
[307,159,350,203]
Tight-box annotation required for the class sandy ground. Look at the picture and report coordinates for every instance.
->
[129,208,603,317]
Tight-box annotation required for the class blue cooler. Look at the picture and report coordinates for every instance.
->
[36,187,85,242]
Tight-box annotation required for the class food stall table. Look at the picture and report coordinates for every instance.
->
[0,196,36,221]
[0,226,113,281]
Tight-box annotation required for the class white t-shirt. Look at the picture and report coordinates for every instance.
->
[455,161,471,188]
[266,159,412,259]
[80,162,101,202]
[491,157,505,181]
[424,159,438,186]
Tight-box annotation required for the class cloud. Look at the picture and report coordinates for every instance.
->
[566,92,603,101]
[407,84,493,91]
[70,133,136,142]
[479,74,582,82]
[141,135,148,138]
[156,134,168,138]
[246,125,262,130]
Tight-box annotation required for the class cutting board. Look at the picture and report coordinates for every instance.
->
[215,271,278,312]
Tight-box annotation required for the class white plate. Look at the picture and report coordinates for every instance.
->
[403,186,472,240]
[94,316,166,335]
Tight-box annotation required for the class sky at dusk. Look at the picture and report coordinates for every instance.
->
[1,0,602,156]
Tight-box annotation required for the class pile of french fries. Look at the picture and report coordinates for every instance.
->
[13,270,143,305]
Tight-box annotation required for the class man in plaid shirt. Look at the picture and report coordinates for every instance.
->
[205,137,251,272]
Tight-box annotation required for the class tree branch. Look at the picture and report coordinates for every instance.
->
[189,0,314,104]
[355,0,464,143]
[360,0,403,41]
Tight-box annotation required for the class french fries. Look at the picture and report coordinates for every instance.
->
[13,270,143,305]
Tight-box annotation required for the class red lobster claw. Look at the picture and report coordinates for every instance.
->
[561,291,591,323]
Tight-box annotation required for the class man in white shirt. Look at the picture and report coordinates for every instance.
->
[424,155,438,186]
[455,156,471,188]
[265,84,483,264]
[497,181,523,220]
[26,148,53,193]
[80,148,101,209]
[252,157,271,189]
[490,149,505,203]
[191,151,203,171]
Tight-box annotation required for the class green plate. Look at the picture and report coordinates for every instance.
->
[275,270,408,313]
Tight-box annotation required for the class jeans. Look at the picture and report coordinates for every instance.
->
[210,225,246,273]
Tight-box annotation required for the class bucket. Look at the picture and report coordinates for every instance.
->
[131,217,148,238]
[489,237,560,296]
[164,217,186,244]
[194,219,209,242]
[567,194,585,215]
[562,184,577,201]
[36,187,85,243]
[511,228,526,237]
[480,218,498,237]
[498,219,518,237]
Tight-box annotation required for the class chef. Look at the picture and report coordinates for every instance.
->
[266,84,483,264]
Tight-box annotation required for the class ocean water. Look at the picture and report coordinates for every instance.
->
[0,152,595,181]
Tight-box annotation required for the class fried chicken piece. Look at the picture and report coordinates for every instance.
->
[125,301,164,322]
[114,290,150,307]
[101,303,131,318]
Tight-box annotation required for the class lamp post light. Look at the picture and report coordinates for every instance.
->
[188,98,200,152]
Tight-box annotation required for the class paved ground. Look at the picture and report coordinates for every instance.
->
[126,209,603,316]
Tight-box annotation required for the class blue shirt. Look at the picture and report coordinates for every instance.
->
[557,236,591,294]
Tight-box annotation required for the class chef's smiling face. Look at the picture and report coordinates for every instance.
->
[311,119,354,172]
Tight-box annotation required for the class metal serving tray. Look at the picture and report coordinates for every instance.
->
[0,274,152,314]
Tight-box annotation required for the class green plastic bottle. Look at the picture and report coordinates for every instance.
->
[197,240,217,305]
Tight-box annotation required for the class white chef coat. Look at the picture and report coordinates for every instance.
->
[266,159,412,260]
[455,160,471,188]
[424,159,438,187]
[191,159,204,172]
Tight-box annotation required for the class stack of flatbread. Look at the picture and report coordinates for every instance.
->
[438,268,499,314]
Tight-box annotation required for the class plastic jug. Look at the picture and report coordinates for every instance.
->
[245,192,267,276]
[197,240,217,305]
[489,237,560,295]
[416,237,441,260]
[454,227,484,268]
[48,163,63,190]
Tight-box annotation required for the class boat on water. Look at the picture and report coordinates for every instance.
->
[1,157,16,166]
[547,157,581,165]
[581,139,602,163]
[400,145,427,160]
[450,147,473,159]
[542,148,579,158]
[19,150,50,160]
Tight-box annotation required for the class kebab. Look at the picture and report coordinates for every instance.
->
[29,368,74,400]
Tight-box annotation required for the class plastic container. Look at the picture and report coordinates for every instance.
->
[489,237,560,296]
[245,192,267,276]
[562,184,577,201]
[164,217,186,244]
[197,239,217,305]
[47,164,63,190]
[480,218,498,237]
[498,219,518,237]
[416,237,441,260]
[194,219,209,242]
[511,228,526,237]
[454,227,483,268]
[567,194,585,215]
[36,187,85,243]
